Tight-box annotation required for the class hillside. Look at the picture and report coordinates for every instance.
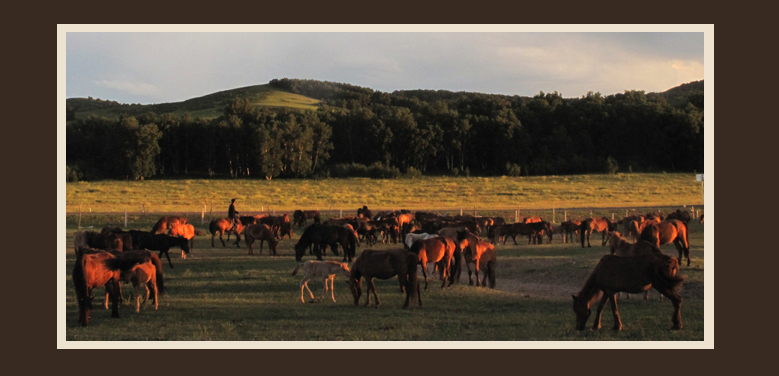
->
[66,84,321,122]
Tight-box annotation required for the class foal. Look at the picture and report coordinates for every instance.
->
[291,260,351,303]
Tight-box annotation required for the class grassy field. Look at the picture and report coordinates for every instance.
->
[65,173,704,214]
[62,219,706,342]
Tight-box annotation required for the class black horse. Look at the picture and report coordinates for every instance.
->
[294,224,357,262]
[129,230,190,268]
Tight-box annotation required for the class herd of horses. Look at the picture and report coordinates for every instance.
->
[70,207,700,331]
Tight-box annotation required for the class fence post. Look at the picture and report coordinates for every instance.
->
[209,203,213,221]
[564,211,567,222]
[201,205,205,225]
[124,210,128,227]
[612,213,615,221]
[78,205,82,229]
[552,202,556,223]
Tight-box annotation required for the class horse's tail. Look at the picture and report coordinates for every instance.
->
[681,221,690,249]
[449,241,462,285]
[147,252,165,295]
[486,259,496,288]
[406,253,420,302]
[291,263,303,276]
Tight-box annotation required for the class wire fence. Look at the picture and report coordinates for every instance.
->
[65,204,704,230]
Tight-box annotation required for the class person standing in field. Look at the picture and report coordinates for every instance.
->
[228,198,240,231]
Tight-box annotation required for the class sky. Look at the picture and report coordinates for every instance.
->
[64,27,705,105]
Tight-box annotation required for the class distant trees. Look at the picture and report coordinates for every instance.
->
[67,79,704,181]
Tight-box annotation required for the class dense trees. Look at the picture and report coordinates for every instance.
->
[66,79,703,181]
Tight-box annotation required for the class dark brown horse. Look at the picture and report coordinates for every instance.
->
[293,210,321,228]
[408,237,457,290]
[244,223,279,256]
[151,216,188,234]
[665,209,692,224]
[129,230,190,268]
[560,220,581,244]
[348,249,422,309]
[572,253,684,331]
[294,224,357,262]
[639,219,691,266]
[580,217,616,248]
[607,232,664,301]
[209,218,245,248]
[457,230,496,288]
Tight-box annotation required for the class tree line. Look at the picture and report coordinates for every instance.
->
[66,78,703,181]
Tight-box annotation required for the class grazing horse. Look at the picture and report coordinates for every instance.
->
[291,260,351,303]
[504,222,548,245]
[639,219,691,266]
[572,253,684,331]
[244,223,278,256]
[209,218,245,248]
[170,223,199,258]
[348,249,422,309]
[72,249,122,326]
[130,230,190,268]
[560,220,581,244]
[580,217,616,248]
[293,210,321,228]
[151,216,188,234]
[456,230,496,288]
[408,237,457,290]
[608,232,664,301]
[666,209,692,224]
[294,224,357,262]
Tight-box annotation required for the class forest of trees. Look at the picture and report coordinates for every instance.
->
[66,78,704,181]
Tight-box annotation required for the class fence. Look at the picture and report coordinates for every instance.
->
[65,204,704,230]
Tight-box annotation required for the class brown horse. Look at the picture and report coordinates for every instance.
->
[348,249,422,309]
[110,258,158,313]
[457,230,496,288]
[170,223,201,258]
[209,218,245,248]
[244,223,278,256]
[639,219,691,266]
[572,253,684,331]
[607,232,665,301]
[560,220,581,244]
[72,249,122,326]
[666,209,692,224]
[408,236,457,290]
[151,216,188,234]
[293,210,321,228]
[580,217,616,248]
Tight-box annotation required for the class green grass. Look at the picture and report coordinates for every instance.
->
[66,173,705,214]
[68,84,321,122]
[62,220,706,341]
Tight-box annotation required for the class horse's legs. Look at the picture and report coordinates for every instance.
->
[150,280,158,310]
[420,260,429,291]
[300,276,315,303]
[466,262,474,285]
[474,258,481,287]
[369,278,381,308]
[609,295,623,331]
[656,287,684,330]
[674,239,691,266]
[592,293,611,330]
[160,250,174,268]
[219,231,226,247]
[323,276,336,302]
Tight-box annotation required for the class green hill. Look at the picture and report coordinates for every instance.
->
[66,84,322,122]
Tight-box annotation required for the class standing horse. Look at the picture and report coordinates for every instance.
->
[291,260,351,303]
[639,219,691,266]
[293,210,321,228]
[560,220,581,244]
[572,253,685,331]
[244,223,279,256]
[106,257,158,313]
[72,249,122,327]
[130,230,190,269]
[170,223,200,258]
[348,249,422,309]
[457,230,496,288]
[209,218,245,248]
[580,217,616,248]
[151,216,188,234]
[408,237,456,290]
[294,224,357,262]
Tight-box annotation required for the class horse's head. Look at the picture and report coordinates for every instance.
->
[179,236,191,254]
[348,272,362,305]
[571,295,592,331]
[339,263,351,278]
[294,240,307,261]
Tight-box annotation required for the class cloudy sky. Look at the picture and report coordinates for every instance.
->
[63,26,705,105]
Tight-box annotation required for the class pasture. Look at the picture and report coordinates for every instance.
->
[62,216,705,341]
